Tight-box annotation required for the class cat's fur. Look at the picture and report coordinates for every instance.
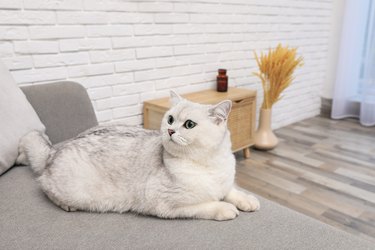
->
[18,91,259,220]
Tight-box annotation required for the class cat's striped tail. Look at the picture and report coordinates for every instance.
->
[17,130,52,175]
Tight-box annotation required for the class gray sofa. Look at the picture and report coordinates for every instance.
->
[0,82,373,249]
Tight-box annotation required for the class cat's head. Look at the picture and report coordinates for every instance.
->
[161,90,232,158]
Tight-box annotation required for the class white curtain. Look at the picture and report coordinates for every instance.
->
[332,0,375,126]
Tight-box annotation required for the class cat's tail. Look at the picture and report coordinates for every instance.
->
[17,130,53,175]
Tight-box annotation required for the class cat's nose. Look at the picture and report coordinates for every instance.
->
[168,129,175,136]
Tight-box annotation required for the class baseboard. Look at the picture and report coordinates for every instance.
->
[320,97,332,118]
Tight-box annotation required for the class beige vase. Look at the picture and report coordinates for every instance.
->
[254,108,278,150]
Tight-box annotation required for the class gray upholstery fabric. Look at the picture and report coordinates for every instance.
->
[21,81,98,145]
[0,62,45,175]
[0,167,373,250]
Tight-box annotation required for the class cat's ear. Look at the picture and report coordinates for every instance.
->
[170,90,183,106]
[209,100,232,125]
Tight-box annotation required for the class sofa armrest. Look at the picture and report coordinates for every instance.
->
[21,81,98,144]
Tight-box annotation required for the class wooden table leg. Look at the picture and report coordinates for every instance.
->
[243,147,250,158]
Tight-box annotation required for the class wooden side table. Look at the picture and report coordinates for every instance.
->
[143,87,257,158]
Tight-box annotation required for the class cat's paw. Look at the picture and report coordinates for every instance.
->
[60,204,77,212]
[16,135,31,165]
[235,194,260,212]
[15,149,28,165]
[213,202,239,221]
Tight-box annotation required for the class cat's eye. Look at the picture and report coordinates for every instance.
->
[167,115,174,125]
[184,120,197,129]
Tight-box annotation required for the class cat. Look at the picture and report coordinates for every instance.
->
[18,91,260,221]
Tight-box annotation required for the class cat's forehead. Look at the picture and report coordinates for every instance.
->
[170,101,206,120]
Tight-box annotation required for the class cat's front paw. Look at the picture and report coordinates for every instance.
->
[213,202,239,221]
[235,194,260,212]
[16,135,30,165]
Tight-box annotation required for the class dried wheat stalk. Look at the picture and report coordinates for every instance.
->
[254,44,304,109]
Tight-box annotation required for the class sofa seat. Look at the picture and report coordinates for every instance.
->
[1,166,372,250]
[1,81,372,249]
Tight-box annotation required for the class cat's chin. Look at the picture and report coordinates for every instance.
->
[162,137,191,157]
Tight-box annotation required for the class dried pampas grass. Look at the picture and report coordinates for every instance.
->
[254,44,304,109]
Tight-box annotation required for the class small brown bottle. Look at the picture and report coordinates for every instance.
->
[217,69,228,92]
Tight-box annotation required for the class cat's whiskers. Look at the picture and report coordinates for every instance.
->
[171,134,189,146]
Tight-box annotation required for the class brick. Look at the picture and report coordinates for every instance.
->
[134,24,172,36]
[154,14,189,23]
[113,114,143,126]
[151,35,189,46]
[71,74,125,88]
[220,51,247,61]
[59,38,111,52]
[173,3,191,12]
[95,98,112,111]
[0,0,22,9]
[95,110,112,122]
[0,10,55,24]
[174,82,211,95]
[111,94,139,108]
[87,25,133,37]
[2,56,33,70]
[141,90,174,103]
[173,44,206,56]
[172,24,201,34]
[33,52,90,68]
[186,34,209,44]
[189,3,226,14]
[14,41,59,54]
[136,65,202,83]
[109,13,153,24]
[138,2,173,12]
[205,24,246,33]
[57,12,108,24]
[112,81,155,95]
[88,86,112,100]
[0,42,13,57]
[155,56,188,68]
[203,33,245,44]
[68,63,114,78]
[24,0,83,10]
[155,73,205,90]
[112,35,188,49]
[113,105,142,119]
[185,54,218,65]
[11,67,67,84]
[90,49,135,63]
[136,46,173,59]
[115,59,155,72]
[134,68,173,82]
[0,26,28,40]
[175,64,203,76]
[29,26,85,39]
[112,36,151,49]
[190,14,218,24]
[83,0,137,11]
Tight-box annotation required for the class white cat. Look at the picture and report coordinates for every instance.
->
[18,91,259,220]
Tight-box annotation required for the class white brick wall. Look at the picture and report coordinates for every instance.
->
[0,0,333,128]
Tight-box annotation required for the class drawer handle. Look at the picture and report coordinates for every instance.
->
[234,99,249,104]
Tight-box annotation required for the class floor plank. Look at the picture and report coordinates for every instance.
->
[236,116,375,242]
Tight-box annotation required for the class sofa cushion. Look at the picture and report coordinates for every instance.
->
[0,166,372,250]
[0,62,45,175]
[21,81,98,145]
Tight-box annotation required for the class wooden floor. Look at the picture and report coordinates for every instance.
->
[235,116,375,242]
